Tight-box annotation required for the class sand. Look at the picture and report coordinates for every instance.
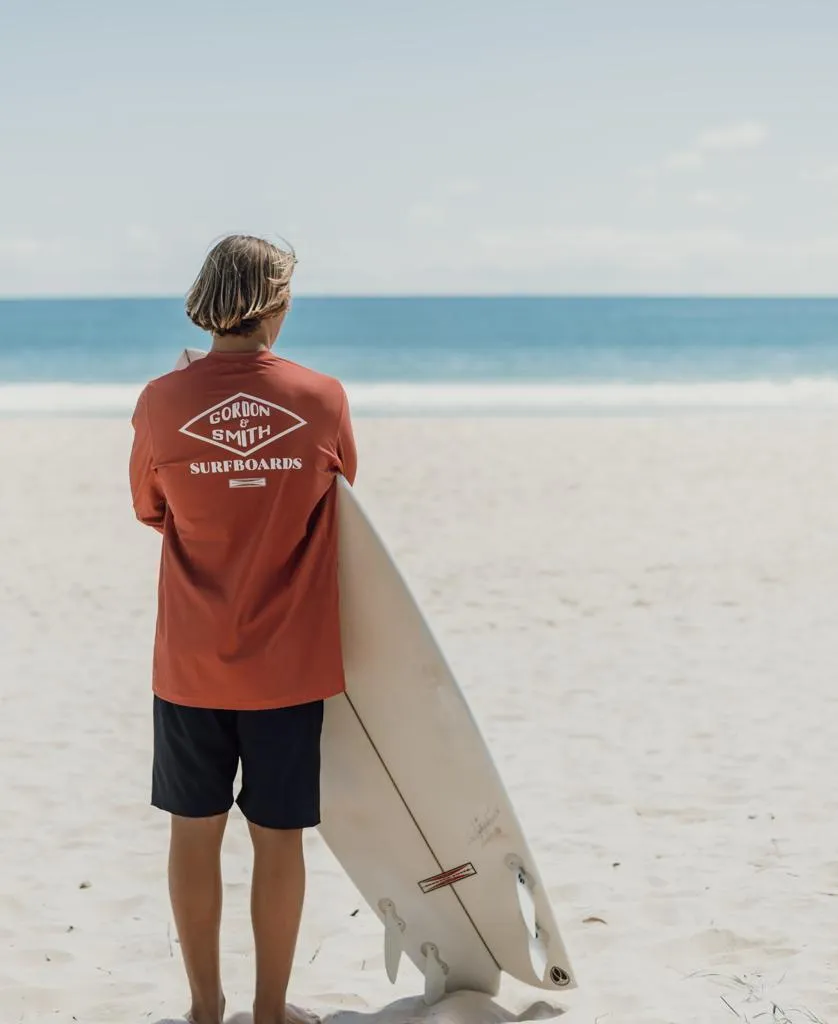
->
[1,414,837,1024]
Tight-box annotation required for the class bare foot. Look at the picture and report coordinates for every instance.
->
[285,1008,321,1024]
[248,1001,320,1024]
[184,996,226,1024]
[155,1015,226,1024]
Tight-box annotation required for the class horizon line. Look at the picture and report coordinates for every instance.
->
[2,293,838,302]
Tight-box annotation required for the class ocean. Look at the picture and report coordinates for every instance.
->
[1,297,837,414]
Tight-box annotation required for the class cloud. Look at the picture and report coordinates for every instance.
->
[689,190,723,208]
[473,224,745,274]
[664,120,768,172]
[696,122,768,152]
[801,163,838,184]
[443,178,480,197]
[125,224,161,253]
[467,221,838,292]
[0,237,52,259]
[406,178,481,229]
[665,149,705,172]
[406,202,447,228]
[0,237,67,272]
[688,189,747,210]
[0,231,185,296]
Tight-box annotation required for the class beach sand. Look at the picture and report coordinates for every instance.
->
[1,415,837,1024]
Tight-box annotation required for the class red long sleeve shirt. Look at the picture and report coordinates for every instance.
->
[129,349,357,710]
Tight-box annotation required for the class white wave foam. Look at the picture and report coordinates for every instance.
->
[345,378,838,412]
[0,383,145,414]
[4,378,838,415]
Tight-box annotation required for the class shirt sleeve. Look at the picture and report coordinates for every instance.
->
[129,386,167,533]
[335,385,358,485]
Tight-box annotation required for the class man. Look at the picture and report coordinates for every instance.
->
[130,235,357,1024]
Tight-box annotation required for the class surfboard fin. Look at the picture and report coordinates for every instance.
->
[506,855,539,937]
[421,942,449,1005]
[528,923,549,980]
[507,855,555,981]
[378,899,406,984]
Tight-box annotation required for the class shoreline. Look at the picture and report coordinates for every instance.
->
[5,377,838,418]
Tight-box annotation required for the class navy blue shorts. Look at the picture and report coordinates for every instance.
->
[151,696,324,830]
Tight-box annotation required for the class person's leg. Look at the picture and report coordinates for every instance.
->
[248,822,307,1024]
[169,813,228,1024]
[152,697,239,1024]
[236,700,325,1024]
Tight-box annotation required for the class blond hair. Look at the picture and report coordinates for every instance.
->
[185,234,297,336]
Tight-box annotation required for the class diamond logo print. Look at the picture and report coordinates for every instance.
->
[179,393,307,457]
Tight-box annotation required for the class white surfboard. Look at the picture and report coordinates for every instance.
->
[172,350,575,1003]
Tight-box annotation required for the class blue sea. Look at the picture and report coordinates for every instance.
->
[1,297,838,414]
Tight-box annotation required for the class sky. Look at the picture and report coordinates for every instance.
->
[1,0,838,296]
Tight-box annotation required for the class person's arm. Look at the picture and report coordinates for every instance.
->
[129,386,167,533]
[335,385,358,485]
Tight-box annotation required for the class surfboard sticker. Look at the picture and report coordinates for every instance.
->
[418,862,478,894]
